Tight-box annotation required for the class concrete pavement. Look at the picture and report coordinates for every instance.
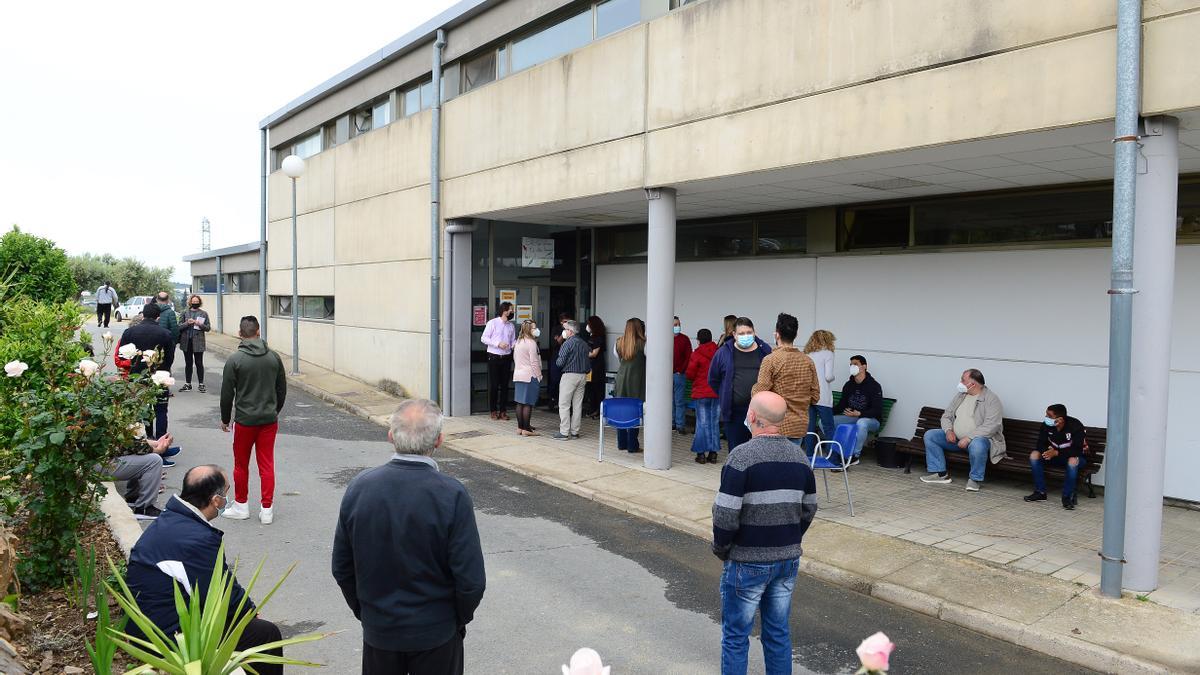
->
[192,329,1200,674]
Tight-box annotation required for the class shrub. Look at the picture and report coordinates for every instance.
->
[0,226,76,302]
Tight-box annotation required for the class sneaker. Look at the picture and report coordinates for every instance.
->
[133,504,162,520]
[221,501,250,520]
[162,459,176,468]
[260,506,274,524]
[965,479,981,492]
[163,445,182,458]
[1062,496,1075,511]
[569,433,580,439]
[847,455,861,467]
[552,433,570,441]
[1024,491,1048,502]
[198,384,206,393]
[179,383,192,392]
[921,473,951,484]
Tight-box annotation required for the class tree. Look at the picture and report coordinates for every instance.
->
[69,252,174,300]
[0,226,76,302]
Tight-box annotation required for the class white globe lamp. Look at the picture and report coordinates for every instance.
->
[281,154,306,178]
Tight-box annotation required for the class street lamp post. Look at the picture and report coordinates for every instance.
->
[281,154,306,375]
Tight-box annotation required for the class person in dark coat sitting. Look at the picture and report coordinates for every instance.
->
[125,465,283,674]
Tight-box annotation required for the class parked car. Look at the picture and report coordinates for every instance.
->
[114,296,154,323]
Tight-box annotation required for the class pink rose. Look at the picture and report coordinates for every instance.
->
[856,632,894,672]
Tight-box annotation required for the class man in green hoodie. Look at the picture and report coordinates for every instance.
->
[220,316,287,525]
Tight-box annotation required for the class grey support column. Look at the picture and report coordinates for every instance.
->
[259,128,268,343]
[644,188,677,470]
[215,256,224,334]
[1125,115,1179,591]
[445,219,476,417]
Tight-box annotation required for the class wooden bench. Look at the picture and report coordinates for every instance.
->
[895,407,1107,497]
[831,391,897,448]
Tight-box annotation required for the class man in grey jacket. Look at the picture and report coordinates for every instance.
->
[921,368,1006,491]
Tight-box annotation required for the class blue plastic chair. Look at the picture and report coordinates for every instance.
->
[806,423,858,517]
[598,397,643,462]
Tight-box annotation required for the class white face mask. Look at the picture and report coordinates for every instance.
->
[561,330,570,340]
[532,328,541,338]
[849,365,861,377]
[956,382,969,393]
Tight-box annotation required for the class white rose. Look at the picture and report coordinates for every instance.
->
[4,361,29,377]
[118,343,139,360]
[76,359,100,378]
[128,422,147,439]
[150,370,175,387]
[102,331,114,344]
[141,349,157,363]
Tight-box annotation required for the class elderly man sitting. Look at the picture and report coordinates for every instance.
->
[125,465,283,674]
[109,432,173,520]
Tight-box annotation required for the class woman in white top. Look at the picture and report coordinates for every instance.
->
[803,329,838,453]
[512,320,543,436]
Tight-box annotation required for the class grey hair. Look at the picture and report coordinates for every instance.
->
[389,399,445,455]
[564,320,580,334]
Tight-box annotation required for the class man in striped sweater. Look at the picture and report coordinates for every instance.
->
[713,391,818,675]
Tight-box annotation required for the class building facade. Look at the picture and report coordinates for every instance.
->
[190,0,1200,502]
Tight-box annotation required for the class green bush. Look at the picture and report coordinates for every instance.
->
[70,252,174,303]
[0,226,76,302]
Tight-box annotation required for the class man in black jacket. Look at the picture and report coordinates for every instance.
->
[1024,404,1088,510]
[126,465,283,674]
[332,399,486,675]
[119,303,175,440]
[831,354,885,461]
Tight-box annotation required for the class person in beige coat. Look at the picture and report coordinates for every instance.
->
[920,369,1006,492]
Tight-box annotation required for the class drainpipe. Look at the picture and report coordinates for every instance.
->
[430,28,446,404]
[442,220,477,416]
[1099,0,1141,599]
[215,255,224,334]
[259,129,268,343]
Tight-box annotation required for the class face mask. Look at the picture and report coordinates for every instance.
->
[672,326,681,335]
[736,334,755,349]
[585,326,591,333]
[744,416,753,432]
[849,365,861,377]
[531,328,541,338]
[956,382,969,393]
[190,302,200,308]
[1044,417,1056,426]
[561,330,570,340]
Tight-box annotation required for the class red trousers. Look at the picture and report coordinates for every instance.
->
[232,422,278,508]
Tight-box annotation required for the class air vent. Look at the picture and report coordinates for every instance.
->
[851,178,932,190]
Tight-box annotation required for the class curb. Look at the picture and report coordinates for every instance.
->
[204,341,1181,674]
[99,482,142,559]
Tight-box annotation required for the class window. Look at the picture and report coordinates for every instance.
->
[372,98,392,128]
[1180,181,1200,236]
[497,45,510,78]
[271,295,335,320]
[596,0,641,38]
[193,275,217,293]
[462,50,497,93]
[510,9,592,73]
[841,206,910,250]
[222,272,260,294]
[420,80,436,109]
[677,221,754,259]
[913,188,1115,247]
[293,130,322,159]
[404,86,421,116]
[757,214,807,255]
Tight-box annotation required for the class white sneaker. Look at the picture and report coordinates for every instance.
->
[921,473,952,484]
[259,506,274,525]
[221,500,250,520]
[965,479,982,492]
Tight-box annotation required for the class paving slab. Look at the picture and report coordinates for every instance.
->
[802,522,931,578]
[897,557,1081,625]
[625,482,718,522]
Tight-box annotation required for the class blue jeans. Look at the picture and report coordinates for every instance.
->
[720,558,799,675]
[924,429,991,481]
[832,415,880,457]
[673,372,687,430]
[691,398,720,454]
[804,405,836,452]
[725,404,751,453]
[1031,453,1085,500]
[617,428,640,452]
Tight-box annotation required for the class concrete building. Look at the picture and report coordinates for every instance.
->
[188,0,1200,512]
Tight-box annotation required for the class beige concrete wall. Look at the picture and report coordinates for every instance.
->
[335,325,431,399]
[218,295,260,336]
[335,186,431,264]
[268,149,336,220]
[334,113,431,203]
[334,261,431,332]
[266,317,336,370]
[1143,10,1200,115]
[219,251,262,274]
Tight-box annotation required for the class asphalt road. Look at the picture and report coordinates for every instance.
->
[87,323,1096,674]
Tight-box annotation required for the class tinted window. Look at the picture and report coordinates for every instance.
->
[841,206,909,250]
[677,221,754,259]
[596,0,641,38]
[511,10,592,73]
[462,50,497,93]
[757,214,807,255]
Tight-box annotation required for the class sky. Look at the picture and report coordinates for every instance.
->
[0,1,460,282]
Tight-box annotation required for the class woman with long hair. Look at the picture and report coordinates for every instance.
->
[613,318,647,453]
[511,320,543,436]
[584,315,608,418]
[717,314,737,347]
[803,329,838,452]
[178,294,211,392]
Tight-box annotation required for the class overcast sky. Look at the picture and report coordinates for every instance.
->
[0,1,459,282]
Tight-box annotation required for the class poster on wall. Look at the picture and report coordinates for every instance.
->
[521,237,554,269]
[498,289,517,306]
[515,304,533,323]
[472,305,487,327]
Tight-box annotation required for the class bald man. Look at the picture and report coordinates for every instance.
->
[713,391,818,675]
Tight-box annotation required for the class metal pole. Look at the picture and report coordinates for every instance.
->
[215,255,224,334]
[1100,0,1142,599]
[259,129,268,343]
[644,187,677,471]
[291,176,300,375]
[430,28,446,403]
[1125,115,1179,591]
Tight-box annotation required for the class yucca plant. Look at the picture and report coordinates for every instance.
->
[103,544,331,674]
